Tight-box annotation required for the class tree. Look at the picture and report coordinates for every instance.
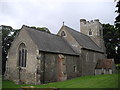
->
[115,0,120,64]
[2,25,51,75]
[31,26,51,33]
[102,24,120,64]
[115,0,120,33]
[1,25,20,75]
[0,27,2,75]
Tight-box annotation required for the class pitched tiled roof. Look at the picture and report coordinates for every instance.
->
[63,26,103,53]
[95,59,114,69]
[22,25,78,55]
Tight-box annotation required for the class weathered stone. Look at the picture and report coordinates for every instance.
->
[4,19,113,85]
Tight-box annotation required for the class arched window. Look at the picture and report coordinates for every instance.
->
[73,66,77,72]
[61,31,66,37]
[89,29,92,36]
[86,53,88,62]
[18,43,27,67]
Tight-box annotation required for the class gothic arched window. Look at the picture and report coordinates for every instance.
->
[89,29,92,36]
[18,43,27,67]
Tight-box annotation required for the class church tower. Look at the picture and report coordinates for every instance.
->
[80,19,105,53]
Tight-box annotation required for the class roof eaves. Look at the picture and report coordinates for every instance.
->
[81,48,103,53]
[39,49,79,56]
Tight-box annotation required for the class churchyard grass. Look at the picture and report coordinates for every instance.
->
[0,75,2,89]
[3,74,119,88]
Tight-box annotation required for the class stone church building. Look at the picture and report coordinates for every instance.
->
[4,19,115,84]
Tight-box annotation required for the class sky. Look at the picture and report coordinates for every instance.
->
[0,0,116,34]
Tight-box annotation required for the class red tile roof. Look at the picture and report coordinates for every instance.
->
[95,59,114,69]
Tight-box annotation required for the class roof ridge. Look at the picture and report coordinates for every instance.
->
[63,25,103,52]
[64,25,102,50]
[23,25,49,33]
[64,25,94,39]
[22,25,78,55]
[22,25,62,38]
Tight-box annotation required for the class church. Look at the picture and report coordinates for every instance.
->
[4,19,115,84]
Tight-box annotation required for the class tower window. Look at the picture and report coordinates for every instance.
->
[100,30,102,36]
[18,43,27,67]
[89,29,92,36]
[61,31,66,37]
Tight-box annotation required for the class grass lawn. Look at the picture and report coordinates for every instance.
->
[0,76,2,89]
[2,74,119,88]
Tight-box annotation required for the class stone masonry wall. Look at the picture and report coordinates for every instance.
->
[4,27,39,84]
[80,19,105,53]
[81,49,105,76]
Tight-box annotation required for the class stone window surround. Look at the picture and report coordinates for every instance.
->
[18,42,27,68]
[61,30,67,37]
[88,29,93,36]
[73,65,77,72]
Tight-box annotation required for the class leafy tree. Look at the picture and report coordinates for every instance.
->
[115,0,120,64]
[2,25,51,75]
[31,26,51,33]
[0,27,2,75]
[102,24,120,64]
[115,0,120,34]
[1,25,20,75]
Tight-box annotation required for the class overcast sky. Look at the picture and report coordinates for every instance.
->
[0,0,116,34]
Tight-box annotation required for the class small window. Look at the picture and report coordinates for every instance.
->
[86,53,88,62]
[64,73,66,75]
[61,31,66,37]
[99,30,102,36]
[89,29,92,36]
[73,66,77,72]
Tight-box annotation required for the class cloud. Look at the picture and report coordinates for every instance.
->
[0,0,115,34]
[1,0,113,3]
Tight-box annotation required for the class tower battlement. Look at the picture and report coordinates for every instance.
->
[80,19,100,25]
[80,19,105,52]
[80,19,102,37]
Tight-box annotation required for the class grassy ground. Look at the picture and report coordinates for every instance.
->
[0,76,2,89]
[2,74,119,88]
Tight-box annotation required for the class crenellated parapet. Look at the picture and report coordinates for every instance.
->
[80,19,105,53]
[80,19,100,25]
